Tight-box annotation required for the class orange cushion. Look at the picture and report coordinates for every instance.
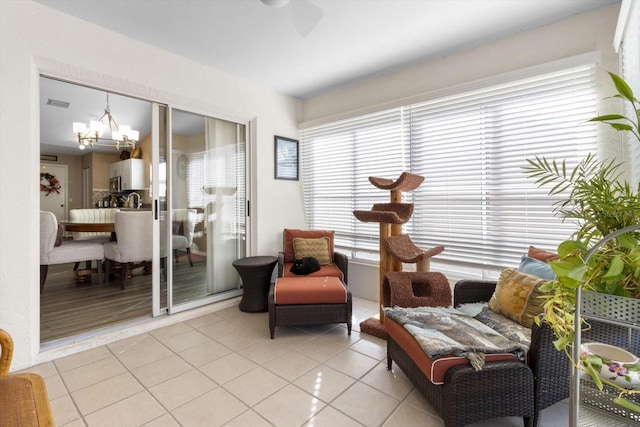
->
[283,263,344,281]
[283,229,335,263]
[274,276,347,305]
[384,316,518,385]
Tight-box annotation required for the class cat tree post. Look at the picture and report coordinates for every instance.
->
[353,172,424,338]
[389,189,403,273]
[379,222,391,321]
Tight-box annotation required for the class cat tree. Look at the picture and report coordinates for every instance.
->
[353,172,444,338]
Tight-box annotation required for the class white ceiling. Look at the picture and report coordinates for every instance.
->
[37,0,620,155]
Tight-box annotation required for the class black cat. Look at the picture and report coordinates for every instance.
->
[290,257,321,275]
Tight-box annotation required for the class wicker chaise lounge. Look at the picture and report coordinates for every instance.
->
[387,279,640,427]
[386,279,535,427]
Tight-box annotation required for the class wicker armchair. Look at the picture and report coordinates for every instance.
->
[0,329,54,426]
[269,229,351,338]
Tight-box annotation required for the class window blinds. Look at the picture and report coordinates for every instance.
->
[301,64,598,269]
[620,1,640,185]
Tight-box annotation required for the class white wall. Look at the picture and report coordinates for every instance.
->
[301,4,622,303]
[0,0,304,369]
[301,4,621,124]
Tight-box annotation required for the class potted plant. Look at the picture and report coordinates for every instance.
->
[524,72,640,410]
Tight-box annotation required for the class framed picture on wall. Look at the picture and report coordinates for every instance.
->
[274,136,299,180]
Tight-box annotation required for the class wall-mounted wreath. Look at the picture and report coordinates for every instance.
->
[40,172,61,195]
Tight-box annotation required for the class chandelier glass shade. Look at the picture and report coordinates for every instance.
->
[73,94,139,150]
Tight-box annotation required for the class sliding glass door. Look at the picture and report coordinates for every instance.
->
[39,76,248,342]
[165,109,246,313]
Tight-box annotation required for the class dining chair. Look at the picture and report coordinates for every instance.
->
[40,211,104,293]
[69,207,118,272]
[69,208,119,241]
[172,208,197,266]
[104,211,155,290]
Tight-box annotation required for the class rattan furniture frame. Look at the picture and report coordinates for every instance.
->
[0,329,54,426]
[391,279,640,427]
[268,282,352,338]
[454,280,577,427]
[387,338,534,427]
[271,244,351,338]
[386,278,554,426]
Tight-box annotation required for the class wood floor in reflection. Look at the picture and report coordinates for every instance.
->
[40,254,208,343]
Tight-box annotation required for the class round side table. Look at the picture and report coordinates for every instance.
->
[233,255,278,312]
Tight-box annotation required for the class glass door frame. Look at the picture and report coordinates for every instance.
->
[151,102,164,317]
[152,105,252,316]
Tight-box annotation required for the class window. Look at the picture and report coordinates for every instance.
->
[618,0,640,184]
[301,64,598,272]
[185,143,245,235]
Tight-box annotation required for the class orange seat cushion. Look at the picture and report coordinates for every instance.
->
[282,263,344,281]
[274,276,347,305]
[385,316,518,385]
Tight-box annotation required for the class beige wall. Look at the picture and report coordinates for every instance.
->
[42,150,124,209]
[90,152,122,191]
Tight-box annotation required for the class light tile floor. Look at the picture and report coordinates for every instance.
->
[25,297,569,426]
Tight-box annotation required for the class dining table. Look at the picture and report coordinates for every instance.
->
[60,221,116,283]
[61,221,116,240]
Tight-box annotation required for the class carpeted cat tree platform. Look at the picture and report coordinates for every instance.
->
[353,172,444,339]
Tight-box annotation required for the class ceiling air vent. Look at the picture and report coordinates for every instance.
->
[47,98,70,108]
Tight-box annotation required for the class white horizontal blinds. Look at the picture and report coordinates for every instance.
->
[209,144,243,235]
[301,109,407,256]
[621,2,640,185]
[405,100,487,263]
[186,143,244,235]
[407,65,598,267]
[301,63,598,268]
[235,139,246,234]
[187,151,205,208]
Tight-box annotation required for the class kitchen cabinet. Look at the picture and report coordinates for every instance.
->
[109,158,145,190]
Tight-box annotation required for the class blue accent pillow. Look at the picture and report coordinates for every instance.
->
[518,255,555,280]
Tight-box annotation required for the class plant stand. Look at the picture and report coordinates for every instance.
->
[571,224,640,426]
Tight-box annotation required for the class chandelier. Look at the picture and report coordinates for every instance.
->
[72,93,139,150]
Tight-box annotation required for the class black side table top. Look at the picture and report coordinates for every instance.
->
[232,256,278,268]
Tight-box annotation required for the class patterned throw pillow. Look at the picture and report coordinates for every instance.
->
[488,267,547,328]
[283,229,335,262]
[292,237,332,265]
